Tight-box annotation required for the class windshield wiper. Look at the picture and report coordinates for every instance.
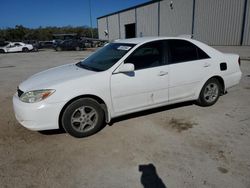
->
[76,62,102,72]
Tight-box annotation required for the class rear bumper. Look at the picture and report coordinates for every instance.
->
[224,71,242,90]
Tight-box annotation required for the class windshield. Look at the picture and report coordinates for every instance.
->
[77,43,136,71]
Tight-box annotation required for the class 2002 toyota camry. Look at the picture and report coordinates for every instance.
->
[13,37,242,138]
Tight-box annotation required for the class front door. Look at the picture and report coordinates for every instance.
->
[111,40,169,115]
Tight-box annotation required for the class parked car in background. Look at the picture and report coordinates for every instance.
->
[80,37,108,48]
[13,37,242,138]
[24,40,39,51]
[92,40,108,47]
[82,39,94,48]
[54,39,85,51]
[0,42,33,53]
[38,41,55,49]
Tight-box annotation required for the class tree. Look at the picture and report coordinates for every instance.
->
[0,26,98,41]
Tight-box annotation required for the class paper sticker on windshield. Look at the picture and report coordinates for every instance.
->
[117,46,131,51]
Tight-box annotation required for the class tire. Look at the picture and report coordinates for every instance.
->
[33,47,38,52]
[197,78,222,107]
[61,98,104,138]
[22,47,29,52]
[0,49,5,53]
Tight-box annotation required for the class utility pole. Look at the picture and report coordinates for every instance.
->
[89,0,94,38]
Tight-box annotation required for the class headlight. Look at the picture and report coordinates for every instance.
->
[20,89,55,103]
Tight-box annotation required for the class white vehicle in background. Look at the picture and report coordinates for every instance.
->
[0,42,33,53]
[13,37,242,138]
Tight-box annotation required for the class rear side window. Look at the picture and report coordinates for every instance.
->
[167,40,210,64]
[197,47,210,59]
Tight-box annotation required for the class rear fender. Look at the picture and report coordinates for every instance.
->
[194,75,225,99]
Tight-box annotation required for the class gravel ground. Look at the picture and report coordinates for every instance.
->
[0,48,249,188]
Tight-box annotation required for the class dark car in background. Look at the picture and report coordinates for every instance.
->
[38,41,55,49]
[81,37,108,48]
[54,39,85,51]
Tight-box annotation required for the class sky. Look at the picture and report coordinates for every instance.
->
[0,0,150,29]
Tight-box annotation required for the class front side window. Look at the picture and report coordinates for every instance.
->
[167,40,210,64]
[125,41,164,70]
[77,43,135,71]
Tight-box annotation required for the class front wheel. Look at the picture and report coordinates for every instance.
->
[197,78,221,107]
[22,47,29,52]
[61,98,104,138]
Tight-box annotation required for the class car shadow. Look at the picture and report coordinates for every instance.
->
[139,163,167,188]
[39,128,66,135]
[38,101,194,136]
[109,101,194,125]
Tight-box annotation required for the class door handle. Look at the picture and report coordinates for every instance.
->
[158,71,168,76]
[203,62,211,67]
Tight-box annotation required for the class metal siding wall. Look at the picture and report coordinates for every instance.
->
[107,14,120,41]
[136,3,159,37]
[159,0,193,37]
[194,0,245,45]
[243,0,250,45]
[119,9,136,39]
[97,18,108,40]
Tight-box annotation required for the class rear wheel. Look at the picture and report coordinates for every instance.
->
[61,98,104,138]
[197,78,221,106]
[0,49,5,53]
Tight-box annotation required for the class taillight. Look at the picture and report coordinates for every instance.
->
[238,57,241,66]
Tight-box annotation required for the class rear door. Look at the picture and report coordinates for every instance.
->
[111,40,169,114]
[167,39,212,102]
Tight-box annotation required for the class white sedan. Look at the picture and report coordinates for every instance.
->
[0,42,33,53]
[13,37,242,138]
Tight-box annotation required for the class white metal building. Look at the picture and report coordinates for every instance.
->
[97,0,250,45]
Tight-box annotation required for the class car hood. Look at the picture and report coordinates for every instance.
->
[19,63,96,91]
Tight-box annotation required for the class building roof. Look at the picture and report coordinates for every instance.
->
[97,0,162,19]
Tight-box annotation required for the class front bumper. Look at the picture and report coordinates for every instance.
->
[13,93,65,131]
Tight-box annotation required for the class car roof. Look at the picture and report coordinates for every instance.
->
[13,42,24,44]
[113,36,193,45]
[113,36,222,57]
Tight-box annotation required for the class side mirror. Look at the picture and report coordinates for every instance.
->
[117,63,134,73]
